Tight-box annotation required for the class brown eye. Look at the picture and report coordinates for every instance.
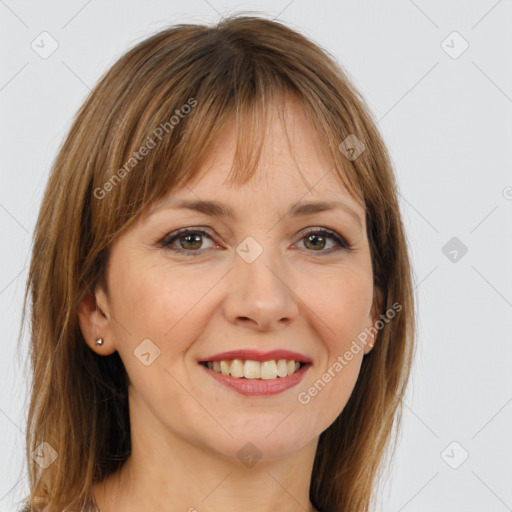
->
[161,228,216,255]
[178,232,203,251]
[297,228,350,254]
[160,226,350,257]
[303,232,328,251]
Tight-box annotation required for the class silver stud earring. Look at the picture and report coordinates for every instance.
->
[95,338,104,346]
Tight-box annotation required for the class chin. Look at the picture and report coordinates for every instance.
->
[201,419,316,462]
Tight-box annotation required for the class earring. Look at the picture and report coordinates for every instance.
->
[95,338,104,346]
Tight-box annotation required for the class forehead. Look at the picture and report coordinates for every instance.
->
[147,140,364,231]
[143,94,366,231]
[180,98,360,206]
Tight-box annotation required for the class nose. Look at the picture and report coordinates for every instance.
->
[222,242,299,332]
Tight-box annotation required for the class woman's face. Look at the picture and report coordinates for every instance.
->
[87,98,378,461]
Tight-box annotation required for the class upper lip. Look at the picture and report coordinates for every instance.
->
[199,349,312,364]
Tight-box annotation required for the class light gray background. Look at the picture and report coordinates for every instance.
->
[1,1,511,511]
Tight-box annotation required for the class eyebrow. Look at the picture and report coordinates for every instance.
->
[149,199,363,229]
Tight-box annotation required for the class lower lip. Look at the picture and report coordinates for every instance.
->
[199,363,311,396]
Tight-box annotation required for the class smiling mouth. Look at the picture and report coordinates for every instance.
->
[199,359,308,380]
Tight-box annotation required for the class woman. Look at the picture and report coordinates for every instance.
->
[20,14,415,512]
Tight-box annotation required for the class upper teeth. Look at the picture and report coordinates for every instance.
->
[206,359,301,379]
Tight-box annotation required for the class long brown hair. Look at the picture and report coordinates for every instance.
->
[19,13,415,512]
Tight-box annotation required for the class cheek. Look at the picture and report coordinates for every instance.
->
[295,267,373,422]
[304,265,374,353]
[108,256,220,363]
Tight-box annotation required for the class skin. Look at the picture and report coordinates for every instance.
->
[78,96,379,512]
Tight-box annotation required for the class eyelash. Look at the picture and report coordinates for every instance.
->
[158,227,352,257]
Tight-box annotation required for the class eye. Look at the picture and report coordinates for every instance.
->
[159,226,351,257]
[160,228,217,256]
[295,227,351,254]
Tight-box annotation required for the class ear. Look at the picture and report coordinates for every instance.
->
[77,282,116,355]
[363,286,384,355]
